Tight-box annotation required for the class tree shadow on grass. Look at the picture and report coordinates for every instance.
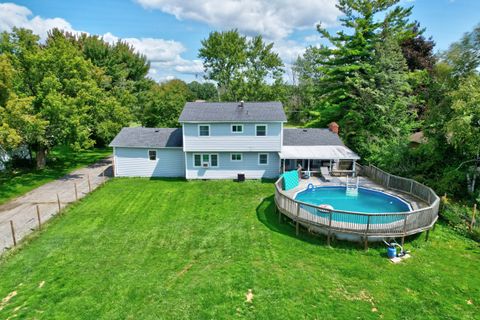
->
[255,195,426,252]
[256,195,326,247]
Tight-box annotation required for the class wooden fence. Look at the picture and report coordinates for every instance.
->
[274,165,439,248]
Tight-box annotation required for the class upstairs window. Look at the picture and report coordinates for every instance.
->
[148,150,157,161]
[199,125,210,136]
[256,124,267,136]
[231,124,243,133]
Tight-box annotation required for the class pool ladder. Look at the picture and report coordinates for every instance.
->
[346,175,359,196]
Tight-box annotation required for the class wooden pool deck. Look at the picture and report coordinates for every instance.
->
[282,175,428,210]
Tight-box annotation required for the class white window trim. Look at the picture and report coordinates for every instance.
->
[192,153,219,168]
[258,153,269,165]
[230,153,243,162]
[193,153,202,167]
[231,124,244,133]
[210,153,219,167]
[198,124,210,137]
[148,150,157,161]
[255,124,268,136]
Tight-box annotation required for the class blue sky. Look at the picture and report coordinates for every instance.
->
[1,0,479,82]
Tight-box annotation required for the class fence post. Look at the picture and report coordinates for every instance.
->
[409,180,414,195]
[74,183,78,201]
[278,203,282,224]
[364,215,370,251]
[401,215,408,248]
[36,205,42,230]
[10,220,16,246]
[88,175,92,192]
[327,211,333,246]
[296,203,300,236]
[57,193,61,212]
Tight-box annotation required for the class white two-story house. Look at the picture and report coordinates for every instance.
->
[109,101,359,179]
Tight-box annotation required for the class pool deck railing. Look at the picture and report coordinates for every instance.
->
[274,165,440,249]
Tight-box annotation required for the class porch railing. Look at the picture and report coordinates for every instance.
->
[274,164,439,247]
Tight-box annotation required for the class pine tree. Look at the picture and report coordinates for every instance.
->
[307,0,414,127]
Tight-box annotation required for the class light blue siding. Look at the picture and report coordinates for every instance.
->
[114,147,185,177]
[185,152,280,179]
[183,122,283,152]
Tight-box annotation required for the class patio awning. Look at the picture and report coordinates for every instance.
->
[279,146,360,160]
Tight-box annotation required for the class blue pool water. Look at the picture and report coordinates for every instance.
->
[295,186,411,224]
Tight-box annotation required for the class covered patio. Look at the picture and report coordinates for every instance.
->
[279,145,360,176]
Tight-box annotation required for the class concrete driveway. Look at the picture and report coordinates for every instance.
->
[0,157,113,254]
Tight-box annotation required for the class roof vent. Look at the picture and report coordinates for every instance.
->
[154,129,160,133]
[302,129,307,132]
[239,100,244,108]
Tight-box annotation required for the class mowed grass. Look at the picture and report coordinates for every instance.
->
[0,179,478,319]
[0,146,111,205]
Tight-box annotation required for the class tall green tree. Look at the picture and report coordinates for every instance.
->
[346,34,415,164]
[0,28,132,168]
[199,30,284,101]
[306,0,415,128]
[142,79,194,128]
[187,81,218,101]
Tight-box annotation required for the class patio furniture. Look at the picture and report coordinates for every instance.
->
[320,166,332,182]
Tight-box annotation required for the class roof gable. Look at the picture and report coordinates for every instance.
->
[178,101,287,122]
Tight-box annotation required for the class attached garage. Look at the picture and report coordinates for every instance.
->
[110,127,185,178]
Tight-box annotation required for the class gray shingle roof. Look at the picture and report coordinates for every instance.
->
[178,101,287,122]
[109,127,182,148]
[283,128,345,146]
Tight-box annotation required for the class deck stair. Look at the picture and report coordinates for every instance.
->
[345,175,359,196]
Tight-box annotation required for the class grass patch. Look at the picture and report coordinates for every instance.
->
[0,179,478,319]
[0,146,111,205]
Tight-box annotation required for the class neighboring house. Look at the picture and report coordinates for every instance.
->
[109,101,359,179]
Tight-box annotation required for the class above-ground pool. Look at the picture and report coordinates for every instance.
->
[295,186,412,224]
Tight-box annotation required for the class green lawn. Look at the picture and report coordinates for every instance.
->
[0,179,478,319]
[0,146,111,205]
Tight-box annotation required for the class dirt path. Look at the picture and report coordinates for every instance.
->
[0,157,113,255]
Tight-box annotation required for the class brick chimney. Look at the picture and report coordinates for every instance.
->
[328,122,339,134]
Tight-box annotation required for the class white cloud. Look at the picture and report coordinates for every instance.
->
[0,3,202,81]
[304,34,322,43]
[0,2,85,41]
[102,32,186,63]
[136,0,340,40]
[273,39,306,64]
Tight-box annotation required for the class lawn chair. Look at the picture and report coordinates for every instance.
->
[320,166,332,182]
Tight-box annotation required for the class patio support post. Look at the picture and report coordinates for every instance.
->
[283,159,286,173]
[307,159,310,172]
